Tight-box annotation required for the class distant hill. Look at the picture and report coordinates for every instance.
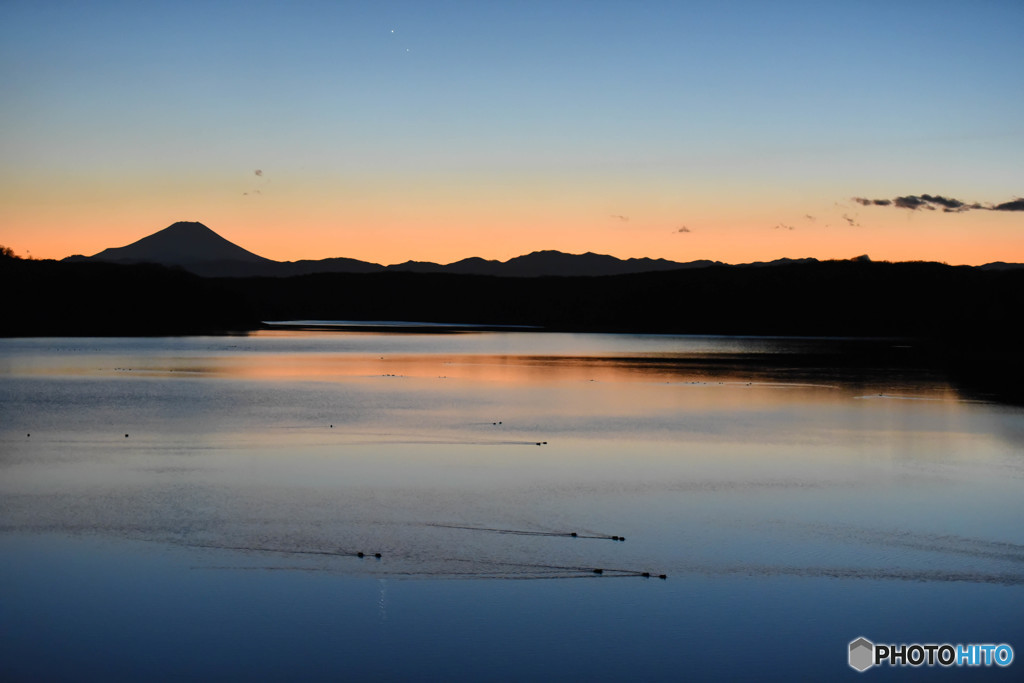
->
[383,251,722,277]
[977,261,1024,271]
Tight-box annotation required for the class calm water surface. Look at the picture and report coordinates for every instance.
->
[1,331,1022,681]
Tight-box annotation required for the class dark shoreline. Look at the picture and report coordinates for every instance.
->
[4,255,1021,337]
[3,255,1021,403]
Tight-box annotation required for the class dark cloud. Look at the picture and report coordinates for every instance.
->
[254,169,263,177]
[772,223,795,231]
[919,194,963,210]
[676,226,691,233]
[842,214,860,227]
[852,194,1021,213]
[994,199,1024,211]
[894,196,933,210]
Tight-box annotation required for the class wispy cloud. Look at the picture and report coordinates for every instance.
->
[772,223,795,231]
[610,214,630,222]
[852,197,892,207]
[245,169,267,196]
[852,194,1021,213]
[675,225,691,233]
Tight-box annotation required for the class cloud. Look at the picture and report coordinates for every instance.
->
[994,198,1024,211]
[254,169,263,177]
[676,225,691,233]
[842,214,860,227]
[772,223,795,231]
[852,194,1019,213]
[919,194,966,211]
[894,195,932,210]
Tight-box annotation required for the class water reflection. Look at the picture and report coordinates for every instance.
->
[2,332,1021,573]
[1,332,1023,678]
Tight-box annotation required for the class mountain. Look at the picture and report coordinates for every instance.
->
[65,221,383,277]
[85,221,272,266]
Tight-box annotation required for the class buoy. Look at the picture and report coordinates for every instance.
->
[659,574,667,580]
[125,434,129,438]
[374,553,382,558]
[641,572,650,578]
[357,552,365,558]
[612,536,620,541]
[593,568,603,575]
[570,532,578,537]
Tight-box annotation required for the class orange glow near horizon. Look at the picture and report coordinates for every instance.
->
[1,164,1021,266]
[4,199,1022,267]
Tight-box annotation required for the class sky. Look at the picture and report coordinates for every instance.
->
[1,0,1022,266]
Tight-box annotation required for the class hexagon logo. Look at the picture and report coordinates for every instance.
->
[849,637,874,672]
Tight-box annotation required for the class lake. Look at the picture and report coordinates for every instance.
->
[1,331,1022,681]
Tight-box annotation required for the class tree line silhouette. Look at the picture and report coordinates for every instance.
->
[2,250,1021,401]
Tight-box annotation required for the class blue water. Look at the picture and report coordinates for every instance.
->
[1,332,1022,680]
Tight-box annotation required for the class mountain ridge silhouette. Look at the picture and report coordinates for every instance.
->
[63,221,828,277]
[64,221,1022,276]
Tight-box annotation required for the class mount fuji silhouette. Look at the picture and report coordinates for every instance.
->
[87,221,271,266]
[66,221,381,277]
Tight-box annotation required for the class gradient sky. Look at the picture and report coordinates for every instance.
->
[1,0,1021,265]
